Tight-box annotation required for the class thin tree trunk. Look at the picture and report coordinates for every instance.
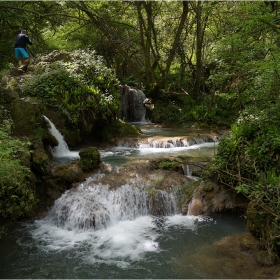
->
[194,1,203,103]
[162,1,189,88]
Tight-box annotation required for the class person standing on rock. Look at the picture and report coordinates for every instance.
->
[14,29,32,69]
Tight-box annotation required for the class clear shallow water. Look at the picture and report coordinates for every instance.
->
[100,124,220,167]
[0,212,246,279]
[100,143,218,167]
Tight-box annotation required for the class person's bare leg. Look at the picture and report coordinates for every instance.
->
[18,58,23,66]
[24,57,29,66]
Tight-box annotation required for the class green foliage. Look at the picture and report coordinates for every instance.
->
[152,93,235,126]
[178,181,201,208]
[0,1,56,69]
[158,160,179,170]
[23,67,79,109]
[0,130,37,219]
[210,101,280,253]
[22,50,122,129]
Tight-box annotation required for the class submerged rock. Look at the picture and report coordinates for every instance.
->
[175,232,280,278]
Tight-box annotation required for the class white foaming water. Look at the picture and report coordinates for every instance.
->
[31,213,206,267]
[45,173,178,231]
[29,173,209,267]
[116,136,219,150]
[138,142,217,156]
[44,116,80,158]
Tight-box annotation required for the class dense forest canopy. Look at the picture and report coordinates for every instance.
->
[1,1,278,93]
[1,0,280,255]
[0,1,279,124]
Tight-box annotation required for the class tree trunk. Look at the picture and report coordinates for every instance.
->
[194,1,203,103]
[161,1,189,88]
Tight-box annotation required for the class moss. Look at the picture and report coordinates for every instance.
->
[32,149,49,175]
[19,149,32,168]
[7,78,20,92]
[246,200,267,238]
[158,160,181,170]
[202,183,214,192]
[54,162,85,183]
[101,119,141,142]
[78,147,101,171]
[178,181,200,212]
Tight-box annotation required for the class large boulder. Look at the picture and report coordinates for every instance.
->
[181,180,248,215]
[120,85,147,122]
[78,147,101,171]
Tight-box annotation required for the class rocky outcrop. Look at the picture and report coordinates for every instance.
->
[185,181,245,215]
[75,156,245,217]
[37,147,101,208]
[1,76,45,138]
[120,85,147,122]
[78,147,101,171]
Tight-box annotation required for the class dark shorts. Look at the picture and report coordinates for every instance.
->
[15,48,29,59]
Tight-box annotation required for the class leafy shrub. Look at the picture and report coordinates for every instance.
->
[0,130,37,219]
[209,102,280,253]
[152,93,237,126]
[22,50,122,128]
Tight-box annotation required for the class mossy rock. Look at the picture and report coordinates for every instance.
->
[19,149,32,168]
[38,126,59,149]
[44,110,81,147]
[53,162,86,183]
[2,77,20,93]
[11,97,44,137]
[78,147,101,171]
[255,250,278,266]
[202,182,214,192]
[240,233,259,251]
[32,149,49,175]
[101,119,141,143]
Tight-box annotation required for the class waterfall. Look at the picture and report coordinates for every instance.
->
[44,116,79,159]
[128,136,219,149]
[121,85,147,122]
[45,173,179,232]
[182,164,191,176]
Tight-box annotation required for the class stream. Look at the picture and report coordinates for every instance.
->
[0,122,249,279]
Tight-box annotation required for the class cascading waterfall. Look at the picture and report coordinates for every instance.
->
[45,173,179,232]
[118,135,219,149]
[182,164,191,176]
[44,116,79,159]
